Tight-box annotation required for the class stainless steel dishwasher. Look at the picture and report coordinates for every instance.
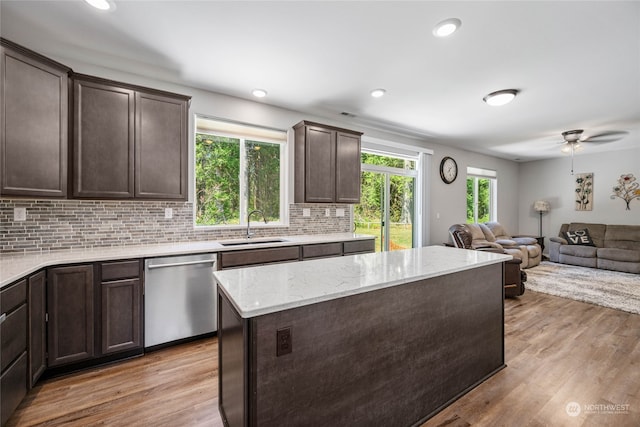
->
[144,253,217,348]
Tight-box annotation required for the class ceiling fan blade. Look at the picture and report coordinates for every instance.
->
[583,130,629,143]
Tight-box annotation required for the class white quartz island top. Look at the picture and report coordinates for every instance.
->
[0,233,373,288]
[214,245,512,318]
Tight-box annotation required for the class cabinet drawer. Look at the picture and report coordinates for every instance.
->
[101,260,140,281]
[302,243,343,259]
[1,304,27,373]
[1,351,28,427]
[220,247,300,269]
[343,239,375,254]
[1,279,27,314]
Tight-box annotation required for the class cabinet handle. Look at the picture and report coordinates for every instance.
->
[147,259,216,270]
[0,313,6,324]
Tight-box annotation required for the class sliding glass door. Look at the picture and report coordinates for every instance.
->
[355,153,416,252]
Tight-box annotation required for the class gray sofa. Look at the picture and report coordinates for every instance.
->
[549,223,640,274]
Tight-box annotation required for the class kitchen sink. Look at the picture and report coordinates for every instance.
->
[219,238,288,247]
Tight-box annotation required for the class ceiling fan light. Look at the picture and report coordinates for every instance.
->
[433,18,462,37]
[562,129,583,143]
[483,89,518,106]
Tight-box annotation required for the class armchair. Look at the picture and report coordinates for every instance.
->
[448,224,526,297]
[482,222,542,268]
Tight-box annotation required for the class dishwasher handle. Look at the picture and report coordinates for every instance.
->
[147,259,216,270]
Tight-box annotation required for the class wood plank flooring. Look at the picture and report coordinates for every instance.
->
[7,290,640,427]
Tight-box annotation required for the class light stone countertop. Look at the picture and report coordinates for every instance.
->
[0,233,374,289]
[214,245,512,318]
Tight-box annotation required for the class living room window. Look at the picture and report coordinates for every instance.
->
[467,166,497,223]
[194,116,287,227]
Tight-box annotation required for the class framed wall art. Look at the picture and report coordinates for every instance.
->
[575,173,593,211]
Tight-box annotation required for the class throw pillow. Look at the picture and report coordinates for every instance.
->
[563,229,596,246]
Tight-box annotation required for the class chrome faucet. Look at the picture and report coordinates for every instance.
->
[247,209,266,239]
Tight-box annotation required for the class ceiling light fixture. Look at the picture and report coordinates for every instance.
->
[482,89,518,106]
[252,89,267,98]
[370,88,386,98]
[433,18,462,37]
[84,0,113,11]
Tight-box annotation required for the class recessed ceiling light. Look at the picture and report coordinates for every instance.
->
[370,88,386,98]
[252,89,267,98]
[482,89,519,106]
[84,0,113,11]
[433,18,462,37]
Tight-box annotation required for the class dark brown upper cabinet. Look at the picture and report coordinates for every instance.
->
[0,38,70,198]
[73,76,135,198]
[134,91,188,200]
[293,121,362,204]
[72,74,189,200]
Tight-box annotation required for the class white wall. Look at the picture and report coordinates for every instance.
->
[518,147,640,249]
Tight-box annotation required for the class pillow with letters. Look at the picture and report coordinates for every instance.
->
[562,229,596,246]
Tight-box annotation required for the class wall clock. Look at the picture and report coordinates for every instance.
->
[439,156,458,184]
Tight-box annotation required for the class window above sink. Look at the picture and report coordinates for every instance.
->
[195,116,288,229]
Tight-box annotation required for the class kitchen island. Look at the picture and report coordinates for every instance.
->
[213,246,512,427]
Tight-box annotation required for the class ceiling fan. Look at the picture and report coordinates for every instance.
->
[559,129,628,174]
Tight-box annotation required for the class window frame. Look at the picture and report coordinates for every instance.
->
[466,167,497,224]
[193,117,288,229]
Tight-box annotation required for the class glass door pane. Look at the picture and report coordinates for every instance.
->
[355,171,385,252]
[388,175,415,251]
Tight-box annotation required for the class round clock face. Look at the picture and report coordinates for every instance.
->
[440,156,458,184]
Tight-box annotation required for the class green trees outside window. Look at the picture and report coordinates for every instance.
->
[195,133,281,226]
[467,176,492,223]
[355,152,416,251]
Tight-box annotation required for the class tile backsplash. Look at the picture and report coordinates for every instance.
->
[0,199,353,254]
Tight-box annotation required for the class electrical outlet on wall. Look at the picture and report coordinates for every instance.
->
[336,208,345,217]
[276,327,292,356]
[164,208,173,219]
[14,207,26,221]
[325,208,330,217]
[303,208,311,217]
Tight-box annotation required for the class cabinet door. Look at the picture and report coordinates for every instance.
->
[1,41,68,197]
[335,131,361,203]
[73,77,135,198]
[101,278,142,355]
[1,352,27,427]
[135,91,188,200]
[304,126,335,203]
[28,271,47,387]
[47,265,94,367]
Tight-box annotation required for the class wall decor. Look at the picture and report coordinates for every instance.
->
[611,173,640,210]
[575,173,593,211]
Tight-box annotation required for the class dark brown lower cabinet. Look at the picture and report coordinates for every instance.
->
[28,271,47,387]
[101,278,142,355]
[46,261,144,369]
[1,352,27,427]
[47,265,95,367]
[1,279,28,427]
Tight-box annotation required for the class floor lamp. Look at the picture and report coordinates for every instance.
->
[534,200,550,236]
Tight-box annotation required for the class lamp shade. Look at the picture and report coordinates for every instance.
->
[534,200,550,213]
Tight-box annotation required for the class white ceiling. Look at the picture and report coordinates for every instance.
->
[1,1,639,162]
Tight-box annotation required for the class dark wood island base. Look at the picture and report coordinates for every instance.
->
[217,262,505,427]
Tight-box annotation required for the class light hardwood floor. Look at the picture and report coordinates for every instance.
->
[7,291,640,427]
